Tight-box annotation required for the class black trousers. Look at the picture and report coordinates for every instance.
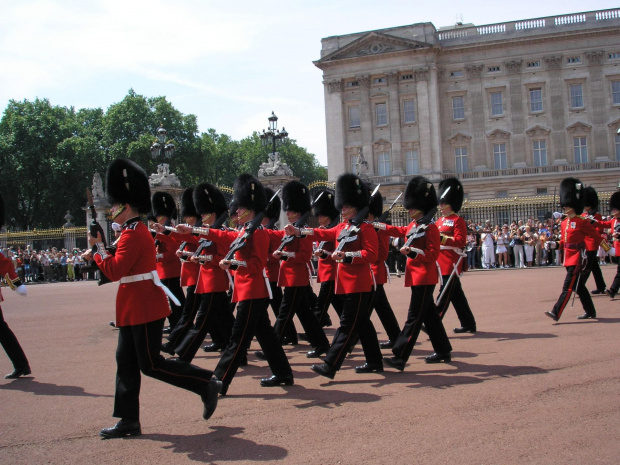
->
[392,286,452,363]
[269,282,297,341]
[372,284,401,342]
[214,298,292,390]
[274,286,329,348]
[314,280,343,324]
[585,250,607,292]
[0,305,29,371]
[176,291,232,363]
[161,277,186,329]
[114,318,213,421]
[436,274,477,329]
[167,285,199,349]
[609,260,620,293]
[552,265,596,319]
[323,291,382,371]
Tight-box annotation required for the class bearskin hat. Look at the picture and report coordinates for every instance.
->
[232,173,267,212]
[610,191,620,212]
[264,187,282,220]
[404,176,437,214]
[367,185,384,218]
[312,189,339,220]
[180,187,198,219]
[152,191,176,219]
[438,177,464,213]
[0,191,4,227]
[335,173,369,212]
[559,177,585,215]
[193,183,228,217]
[105,158,152,214]
[583,186,599,213]
[282,180,311,213]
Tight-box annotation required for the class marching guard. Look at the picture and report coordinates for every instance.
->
[599,191,620,298]
[581,186,609,296]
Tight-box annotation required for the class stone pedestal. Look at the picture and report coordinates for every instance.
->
[258,175,299,228]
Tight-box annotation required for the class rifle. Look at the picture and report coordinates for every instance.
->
[275,191,325,253]
[333,184,381,255]
[85,188,113,285]
[223,189,281,261]
[402,206,438,257]
[191,210,231,259]
[376,192,403,224]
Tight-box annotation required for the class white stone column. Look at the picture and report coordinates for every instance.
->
[323,79,346,180]
[386,72,403,175]
[427,64,443,174]
[415,67,433,174]
[358,76,375,175]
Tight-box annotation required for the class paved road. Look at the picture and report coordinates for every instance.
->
[1,265,619,464]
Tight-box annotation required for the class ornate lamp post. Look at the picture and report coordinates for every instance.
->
[150,125,176,159]
[259,112,288,154]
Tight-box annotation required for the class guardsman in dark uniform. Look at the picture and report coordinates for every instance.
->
[545,178,602,321]
[286,173,383,378]
[374,176,453,371]
[89,159,220,439]
[271,181,330,357]
[311,189,343,327]
[435,178,477,333]
[596,192,620,298]
[0,191,31,379]
[262,187,298,345]
[165,183,235,362]
[160,187,201,355]
[366,187,401,349]
[184,174,293,395]
[151,192,185,329]
[581,186,610,296]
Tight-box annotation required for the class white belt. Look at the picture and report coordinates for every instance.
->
[120,271,181,306]
[440,245,467,257]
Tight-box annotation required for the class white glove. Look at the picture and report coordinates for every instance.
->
[553,212,562,220]
[609,248,616,257]
[15,285,28,297]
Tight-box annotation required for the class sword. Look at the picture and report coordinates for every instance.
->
[436,254,464,308]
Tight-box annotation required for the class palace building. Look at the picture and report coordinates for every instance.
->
[314,9,620,202]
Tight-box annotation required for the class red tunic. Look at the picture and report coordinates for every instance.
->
[436,214,467,275]
[309,221,378,294]
[558,216,602,266]
[0,252,20,302]
[580,212,605,252]
[598,218,619,255]
[265,229,283,283]
[384,221,440,286]
[315,235,337,283]
[269,230,312,287]
[154,233,182,280]
[208,227,270,302]
[371,229,390,285]
[194,238,231,294]
[94,219,170,327]
[166,232,200,287]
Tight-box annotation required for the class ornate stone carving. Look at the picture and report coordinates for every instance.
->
[358,75,371,89]
[258,152,294,177]
[465,64,483,79]
[357,42,396,56]
[414,67,429,81]
[486,129,511,140]
[544,55,563,70]
[504,59,523,74]
[91,172,105,202]
[525,125,551,137]
[585,50,604,66]
[448,132,472,145]
[436,67,446,81]
[385,72,399,85]
[325,80,343,93]
[149,163,181,187]
[566,122,592,133]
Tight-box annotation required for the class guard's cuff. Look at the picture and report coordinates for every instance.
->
[5,274,22,290]
[94,242,110,260]
[373,222,386,231]
[299,228,314,236]
[344,251,361,264]
[230,259,247,268]
[281,251,296,258]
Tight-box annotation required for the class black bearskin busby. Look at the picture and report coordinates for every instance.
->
[282,180,311,213]
[609,191,620,212]
[152,191,176,219]
[232,173,267,212]
[583,186,599,213]
[312,189,339,220]
[559,177,585,215]
[404,176,437,215]
[0,191,4,227]
[180,187,198,219]
[367,185,384,218]
[335,173,369,212]
[105,158,152,214]
[193,183,228,217]
[264,187,282,220]
[438,177,464,214]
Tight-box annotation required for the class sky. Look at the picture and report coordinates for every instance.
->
[1,0,618,167]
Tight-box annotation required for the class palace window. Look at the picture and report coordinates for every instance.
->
[450,70,463,78]
[530,88,543,113]
[488,66,501,73]
[377,152,391,176]
[493,143,507,169]
[573,136,588,164]
[570,84,584,109]
[402,99,416,124]
[567,56,581,64]
[376,103,388,126]
[351,154,358,174]
[612,81,620,105]
[405,149,419,175]
[527,61,541,68]
[452,96,465,120]
[348,106,360,129]
[537,187,548,195]
[490,92,503,116]
[615,133,620,161]
[455,146,468,173]
[346,81,359,88]
[609,52,620,60]
[401,74,414,81]
[373,77,386,85]
[533,140,547,167]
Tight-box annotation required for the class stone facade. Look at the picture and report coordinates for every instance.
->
[315,9,620,202]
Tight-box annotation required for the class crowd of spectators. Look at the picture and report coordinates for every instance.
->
[0,246,97,283]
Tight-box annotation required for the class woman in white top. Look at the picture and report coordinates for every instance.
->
[495,225,510,268]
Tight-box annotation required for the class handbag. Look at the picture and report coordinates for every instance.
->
[509,238,516,247]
